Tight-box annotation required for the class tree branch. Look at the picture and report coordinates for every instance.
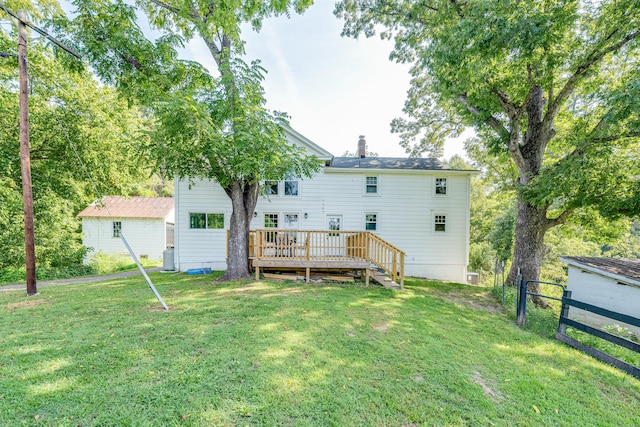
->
[545,29,640,124]
[147,0,181,15]
[590,131,640,144]
[492,87,518,120]
[457,94,509,140]
[544,209,574,230]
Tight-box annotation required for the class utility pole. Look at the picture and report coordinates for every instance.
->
[1,4,80,296]
[17,10,37,296]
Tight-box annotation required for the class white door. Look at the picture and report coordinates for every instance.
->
[281,213,299,257]
[326,215,344,257]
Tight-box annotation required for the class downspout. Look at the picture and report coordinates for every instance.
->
[173,176,180,271]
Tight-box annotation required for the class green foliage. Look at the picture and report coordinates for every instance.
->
[337,0,640,282]
[0,17,156,270]
[68,1,323,188]
[468,241,496,279]
[146,58,321,187]
[1,275,638,425]
[88,252,160,275]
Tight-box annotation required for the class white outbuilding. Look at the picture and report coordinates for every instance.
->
[560,256,640,336]
[78,196,174,262]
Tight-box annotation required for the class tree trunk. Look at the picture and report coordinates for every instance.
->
[507,199,550,307]
[218,180,259,281]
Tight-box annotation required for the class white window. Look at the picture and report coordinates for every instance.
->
[435,215,446,232]
[113,221,122,238]
[189,213,206,229]
[435,178,447,195]
[264,213,279,228]
[264,213,279,243]
[284,174,299,196]
[190,213,224,229]
[264,181,278,195]
[327,215,342,237]
[365,213,377,231]
[327,215,342,232]
[365,176,378,194]
[207,213,224,229]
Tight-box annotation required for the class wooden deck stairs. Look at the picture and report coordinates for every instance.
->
[369,269,402,290]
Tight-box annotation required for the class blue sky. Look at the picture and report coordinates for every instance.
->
[182,2,470,159]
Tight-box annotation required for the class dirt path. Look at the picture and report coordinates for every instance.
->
[1,267,165,292]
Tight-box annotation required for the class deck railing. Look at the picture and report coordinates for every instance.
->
[228,229,405,286]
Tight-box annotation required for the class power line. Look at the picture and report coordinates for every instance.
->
[0,2,81,59]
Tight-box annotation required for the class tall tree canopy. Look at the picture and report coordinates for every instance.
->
[337,0,640,300]
[0,4,154,272]
[67,0,321,280]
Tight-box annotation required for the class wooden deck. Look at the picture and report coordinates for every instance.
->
[230,229,405,289]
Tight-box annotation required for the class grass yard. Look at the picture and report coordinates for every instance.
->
[1,274,638,426]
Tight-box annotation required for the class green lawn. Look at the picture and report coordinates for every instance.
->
[1,274,638,426]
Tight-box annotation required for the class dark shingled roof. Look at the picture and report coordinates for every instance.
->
[562,257,640,283]
[331,157,450,170]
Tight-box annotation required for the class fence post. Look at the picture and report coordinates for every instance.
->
[516,275,527,326]
[557,289,572,335]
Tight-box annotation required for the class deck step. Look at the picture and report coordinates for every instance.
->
[370,270,401,290]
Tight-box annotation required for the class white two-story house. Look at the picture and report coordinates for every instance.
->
[173,128,475,282]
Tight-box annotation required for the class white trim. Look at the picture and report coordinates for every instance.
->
[283,126,334,160]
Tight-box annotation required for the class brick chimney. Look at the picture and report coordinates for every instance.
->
[358,135,366,158]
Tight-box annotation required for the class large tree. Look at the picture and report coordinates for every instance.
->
[337,0,640,302]
[67,0,320,280]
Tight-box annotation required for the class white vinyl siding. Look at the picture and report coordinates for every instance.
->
[82,217,170,261]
